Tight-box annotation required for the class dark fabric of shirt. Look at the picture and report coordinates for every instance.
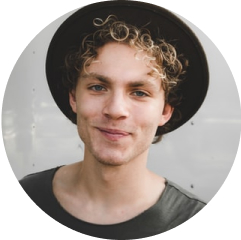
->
[19,167,206,239]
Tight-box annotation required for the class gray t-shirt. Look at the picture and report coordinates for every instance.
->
[20,166,205,239]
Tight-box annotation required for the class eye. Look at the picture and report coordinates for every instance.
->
[90,85,106,92]
[132,91,148,97]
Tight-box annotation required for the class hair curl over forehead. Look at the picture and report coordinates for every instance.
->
[63,15,188,143]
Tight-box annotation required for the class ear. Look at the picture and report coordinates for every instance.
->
[158,104,174,126]
[69,90,77,113]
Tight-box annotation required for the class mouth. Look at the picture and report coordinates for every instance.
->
[96,127,130,141]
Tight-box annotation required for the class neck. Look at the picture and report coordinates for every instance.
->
[76,149,152,206]
[53,148,166,224]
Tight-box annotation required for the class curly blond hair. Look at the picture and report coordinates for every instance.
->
[64,15,188,143]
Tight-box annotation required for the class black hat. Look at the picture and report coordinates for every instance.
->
[46,0,209,134]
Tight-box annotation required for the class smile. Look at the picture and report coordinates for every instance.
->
[97,127,130,141]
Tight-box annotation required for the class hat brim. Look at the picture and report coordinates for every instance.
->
[46,0,209,133]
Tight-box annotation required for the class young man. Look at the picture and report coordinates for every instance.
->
[20,1,209,239]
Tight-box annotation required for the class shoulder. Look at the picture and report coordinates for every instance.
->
[164,179,206,211]
[167,180,205,201]
[158,179,206,230]
[20,167,58,189]
[19,167,60,206]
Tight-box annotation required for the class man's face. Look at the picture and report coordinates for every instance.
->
[69,42,173,166]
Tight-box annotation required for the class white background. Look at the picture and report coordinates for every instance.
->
[1,0,241,239]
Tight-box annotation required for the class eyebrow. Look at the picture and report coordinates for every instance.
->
[81,73,111,85]
[80,72,159,89]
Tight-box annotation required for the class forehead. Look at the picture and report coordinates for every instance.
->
[85,42,159,82]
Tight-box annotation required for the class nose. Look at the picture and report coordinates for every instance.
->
[102,91,130,120]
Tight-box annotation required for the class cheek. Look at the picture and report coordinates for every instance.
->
[75,93,104,134]
[75,91,99,117]
[75,98,97,143]
[133,103,163,132]
[76,107,95,130]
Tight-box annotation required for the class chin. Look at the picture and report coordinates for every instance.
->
[97,159,125,167]
[94,151,131,167]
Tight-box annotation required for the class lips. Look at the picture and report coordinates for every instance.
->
[97,127,130,141]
